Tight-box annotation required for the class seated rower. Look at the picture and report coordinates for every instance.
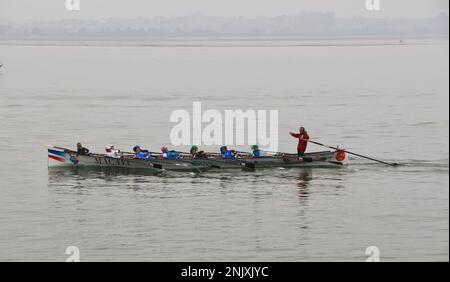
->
[251,145,265,158]
[220,146,237,159]
[161,146,181,160]
[190,145,208,159]
[77,143,90,155]
[133,145,154,160]
[105,145,122,159]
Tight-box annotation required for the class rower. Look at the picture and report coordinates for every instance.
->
[105,145,122,159]
[289,127,310,156]
[190,145,207,159]
[161,146,181,160]
[133,145,154,160]
[251,145,265,158]
[220,146,237,159]
[76,143,90,155]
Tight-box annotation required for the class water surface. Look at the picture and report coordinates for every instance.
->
[0,40,448,261]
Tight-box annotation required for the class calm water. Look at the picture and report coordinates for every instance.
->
[0,40,448,261]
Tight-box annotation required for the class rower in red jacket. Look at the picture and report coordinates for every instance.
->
[290,127,310,156]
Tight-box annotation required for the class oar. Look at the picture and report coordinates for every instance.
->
[302,139,399,166]
[124,150,163,156]
[179,151,223,157]
[236,151,253,156]
[253,150,297,157]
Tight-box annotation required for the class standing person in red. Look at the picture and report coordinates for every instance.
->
[290,127,310,156]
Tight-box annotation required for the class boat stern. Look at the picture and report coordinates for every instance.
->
[330,149,348,165]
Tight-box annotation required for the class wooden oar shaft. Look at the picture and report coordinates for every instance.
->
[341,150,393,165]
[302,139,397,166]
[236,151,254,156]
[264,151,296,156]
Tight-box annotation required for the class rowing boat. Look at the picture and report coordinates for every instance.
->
[46,145,346,172]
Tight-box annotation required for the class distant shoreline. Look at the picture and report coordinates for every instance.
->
[0,37,448,47]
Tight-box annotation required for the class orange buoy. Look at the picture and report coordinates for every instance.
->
[336,150,346,162]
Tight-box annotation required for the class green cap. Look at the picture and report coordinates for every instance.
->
[251,145,259,150]
[191,145,198,151]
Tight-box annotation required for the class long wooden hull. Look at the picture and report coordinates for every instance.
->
[47,146,345,172]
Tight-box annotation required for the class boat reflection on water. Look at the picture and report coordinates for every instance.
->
[297,169,313,188]
[47,166,170,194]
[48,166,164,182]
[295,167,348,204]
[297,169,313,203]
[48,166,348,199]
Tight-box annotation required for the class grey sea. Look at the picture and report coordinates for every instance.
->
[0,39,448,261]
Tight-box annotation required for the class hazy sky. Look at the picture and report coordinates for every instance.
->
[0,0,448,21]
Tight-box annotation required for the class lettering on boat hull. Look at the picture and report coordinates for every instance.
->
[94,157,131,167]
